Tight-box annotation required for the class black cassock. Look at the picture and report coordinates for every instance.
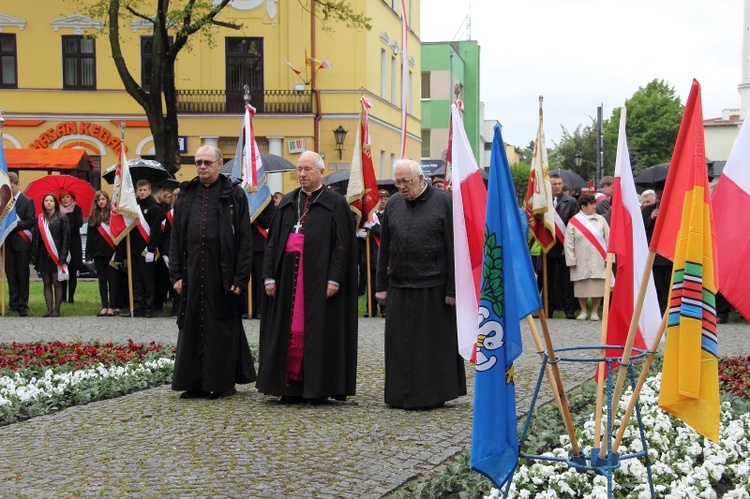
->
[257,187,358,399]
[170,178,256,393]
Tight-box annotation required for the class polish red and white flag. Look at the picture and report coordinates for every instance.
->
[450,102,488,362]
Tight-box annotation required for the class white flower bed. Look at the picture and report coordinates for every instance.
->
[0,358,174,422]
[487,373,750,498]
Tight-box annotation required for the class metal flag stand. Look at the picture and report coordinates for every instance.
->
[503,344,656,498]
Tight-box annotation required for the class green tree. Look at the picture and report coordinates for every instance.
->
[519,140,535,165]
[510,161,531,206]
[549,122,598,181]
[71,0,370,174]
[602,79,683,174]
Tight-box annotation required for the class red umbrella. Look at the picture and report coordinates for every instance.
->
[24,174,96,218]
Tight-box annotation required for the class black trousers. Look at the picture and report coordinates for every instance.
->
[546,255,577,315]
[131,256,155,313]
[93,256,118,309]
[6,246,31,310]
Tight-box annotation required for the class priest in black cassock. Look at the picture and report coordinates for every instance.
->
[257,150,358,403]
[375,158,466,410]
[169,145,256,399]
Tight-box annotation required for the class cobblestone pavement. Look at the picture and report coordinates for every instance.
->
[0,316,748,497]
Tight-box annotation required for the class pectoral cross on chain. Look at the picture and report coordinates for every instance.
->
[293,221,303,233]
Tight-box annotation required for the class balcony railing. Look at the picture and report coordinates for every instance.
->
[175,89,313,114]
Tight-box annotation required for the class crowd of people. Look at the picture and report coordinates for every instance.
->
[4,151,741,407]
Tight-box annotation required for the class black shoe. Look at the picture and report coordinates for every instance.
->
[43,311,53,317]
[142,312,154,318]
[242,314,251,320]
[279,395,304,404]
[18,307,28,317]
[121,311,133,318]
[180,389,210,399]
[565,312,577,320]
[718,316,728,324]
[305,397,332,405]
[50,311,61,317]
[209,387,237,399]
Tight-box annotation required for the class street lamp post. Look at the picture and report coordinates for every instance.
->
[574,152,583,175]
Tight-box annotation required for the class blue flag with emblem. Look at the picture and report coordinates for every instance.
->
[471,124,542,488]
[0,137,18,247]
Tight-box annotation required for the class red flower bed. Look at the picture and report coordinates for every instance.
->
[719,355,750,398]
[0,340,169,371]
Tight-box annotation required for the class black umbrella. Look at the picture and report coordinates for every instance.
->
[221,153,297,176]
[634,163,669,186]
[322,171,395,194]
[155,178,180,191]
[548,169,589,190]
[102,159,172,186]
[377,178,397,195]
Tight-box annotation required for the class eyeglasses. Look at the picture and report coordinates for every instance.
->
[394,176,417,187]
[195,159,220,167]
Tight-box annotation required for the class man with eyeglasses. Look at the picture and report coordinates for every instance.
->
[375,159,467,410]
[169,145,256,400]
[257,150,358,404]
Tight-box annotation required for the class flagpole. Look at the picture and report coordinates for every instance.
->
[1,111,6,317]
[593,252,615,451]
[598,250,656,459]
[525,315,565,422]
[542,253,549,317]
[538,310,582,456]
[611,311,668,453]
[118,122,135,318]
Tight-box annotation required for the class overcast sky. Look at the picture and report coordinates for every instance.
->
[420,0,745,149]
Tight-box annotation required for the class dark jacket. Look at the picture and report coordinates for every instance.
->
[169,174,253,294]
[64,204,83,267]
[549,192,580,258]
[86,220,115,260]
[251,202,274,252]
[31,212,70,267]
[8,193,36,251]
[131,196,163,255]
[375,184,455,294]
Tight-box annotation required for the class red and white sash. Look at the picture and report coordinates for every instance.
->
[97,222,117,250]
[568,212,607,260]
[38,214,69,279]
[595,192,608,203]
[553,210,566,244]
[161,209,173,232]
[252,221,268,239]
[136,206,151,243]
[15,214,32,245]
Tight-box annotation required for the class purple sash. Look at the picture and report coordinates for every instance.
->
[285,232,305,381]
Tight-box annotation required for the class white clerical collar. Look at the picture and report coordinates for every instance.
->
[302,186,324,196]
[415,182,428,199]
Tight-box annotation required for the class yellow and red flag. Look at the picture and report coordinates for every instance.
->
[651,79,719,442]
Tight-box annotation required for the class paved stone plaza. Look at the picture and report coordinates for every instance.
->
[0,316,748,497]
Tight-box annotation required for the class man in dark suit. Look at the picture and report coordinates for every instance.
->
[548,173,580,319]
[5,172,36,316]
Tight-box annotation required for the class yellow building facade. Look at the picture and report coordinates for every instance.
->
[0,0,421,193]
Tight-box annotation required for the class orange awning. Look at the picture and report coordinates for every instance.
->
[4,148,94,173]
